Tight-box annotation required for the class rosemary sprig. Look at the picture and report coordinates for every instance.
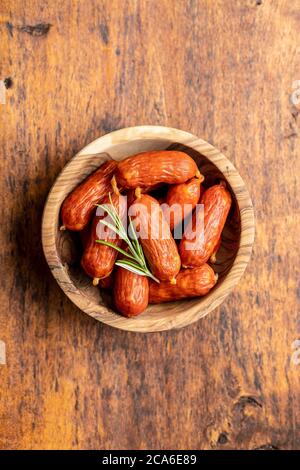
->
[95,193,160,283]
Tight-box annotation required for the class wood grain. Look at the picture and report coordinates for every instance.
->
[0,0,300,450]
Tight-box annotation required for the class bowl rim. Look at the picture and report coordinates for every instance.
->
[42,125,255,332]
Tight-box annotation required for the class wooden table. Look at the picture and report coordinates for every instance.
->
[0,0,299,450]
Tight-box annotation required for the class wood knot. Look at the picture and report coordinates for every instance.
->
[20,23,52,36]
[235,395,262,412]
[4,77,13,89]
[217,433,228,445]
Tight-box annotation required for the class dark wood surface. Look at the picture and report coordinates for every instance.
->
[0,0,299,450]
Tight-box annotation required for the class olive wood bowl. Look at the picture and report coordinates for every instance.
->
[42,126,255,332]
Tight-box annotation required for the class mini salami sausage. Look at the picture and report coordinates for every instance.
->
[113,266,149,317]
[61,160,117,231]
[114,150,201,189]
[164,177,203,230]
[179,182,231,267]
[149,265,217,303]
[129,194,181,282]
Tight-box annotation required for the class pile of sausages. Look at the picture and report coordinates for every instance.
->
[60,150,232,318]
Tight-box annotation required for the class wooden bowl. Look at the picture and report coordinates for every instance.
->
[42,126,255,332]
